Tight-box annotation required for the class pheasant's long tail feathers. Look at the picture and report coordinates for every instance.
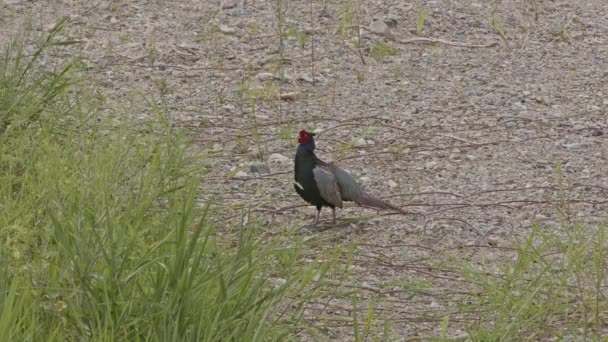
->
[354,192,406,214]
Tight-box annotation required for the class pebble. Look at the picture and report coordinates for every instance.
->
[222,103,236,111]
[354,138,374,147]
[235,171,248,178]
[219,25,237,35]
[388,179,398,188]
[280,92,299,101]
[298,73,315,84]
[221,0,239,9]
[369,19,392,38]
[268,153,290,164]
[550,24,562,36]
[487,237,499,247]
[255,72,274,81]
[250,163,271,174]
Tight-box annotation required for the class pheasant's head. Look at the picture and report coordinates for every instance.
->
[297,129,316,152]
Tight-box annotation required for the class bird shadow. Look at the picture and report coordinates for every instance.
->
[304,214,380,232]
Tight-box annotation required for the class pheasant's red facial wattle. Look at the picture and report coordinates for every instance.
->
[298,130,311,145]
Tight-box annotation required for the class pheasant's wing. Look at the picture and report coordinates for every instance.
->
[312,165,343,208]
[328,164,363,201]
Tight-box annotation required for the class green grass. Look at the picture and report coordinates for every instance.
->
[416,4,428,36]
[0,21,359,341]
[454,220,608,340]
[4,14,608,342]
[369,42,398,62]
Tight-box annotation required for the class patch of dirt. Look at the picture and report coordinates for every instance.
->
[3,0,608,338]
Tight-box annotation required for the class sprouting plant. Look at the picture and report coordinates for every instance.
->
[370,41,398,62]
[491,11,509,47]
[298,31,309,48]
[337,0,356,38]
[147,39,158,66]
[554,24,571,43]
[356,70,366,83]
[416,4,428,36]
[154,78,172,96]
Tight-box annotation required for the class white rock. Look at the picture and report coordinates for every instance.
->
[268,153,290,164]
[219,25,237,35]
[369,19,391,37]
[298,73,315,83]
[425,161,437,169]
[353,138,368,147]
[255,72,274,81]
[235,171,248,178]
[388,179,398,188]
[221,0,239,9]
[279,92,298,101]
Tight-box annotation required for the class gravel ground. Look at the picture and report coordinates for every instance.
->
[2,0,608,338]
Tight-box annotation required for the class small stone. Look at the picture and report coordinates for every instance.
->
[109,16,119,24]
[550,24,562,36]
[369,19,392,38]
[298,73,315,84]
[504,121,517,129]
[384,17,398,27]
[590,105,601,111]
[255,72,274,81]
[269,277,287,288]
[466,154,477,161]
[388,179,398,188]
[487,237,499,247]
[222,103,236,111]
[219,25,237,35]
[280,92,299,101]
[522,90,531,96]
[250,163,271,174]
[591,129,603,137]
[353,138,368,147]
[221,0,239,9]
[562,143,580,150]
[235,171,248,178]
[535,96,547,105]
[268,153,290,164]
[359,176,371,183]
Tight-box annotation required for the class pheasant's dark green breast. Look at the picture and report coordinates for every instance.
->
[294,150,333,209]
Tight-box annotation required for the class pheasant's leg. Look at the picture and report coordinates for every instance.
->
[332,207,336,225]
[313,208,321,225]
